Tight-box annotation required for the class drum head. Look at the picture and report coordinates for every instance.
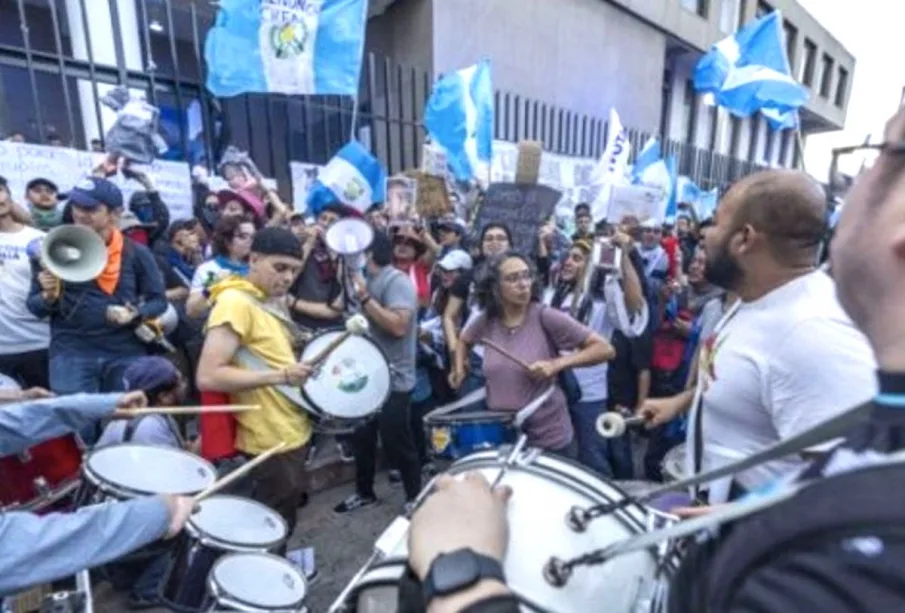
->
[85,444,215,496]
[302,331,391,420]
[662,443,687,483]
[190,495,287,549]
[0,373,21,392]
[210,553,306,610]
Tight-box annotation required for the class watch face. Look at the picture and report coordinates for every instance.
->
[432,549,481,594]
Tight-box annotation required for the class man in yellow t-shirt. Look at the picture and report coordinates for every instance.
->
[197,227,312,536]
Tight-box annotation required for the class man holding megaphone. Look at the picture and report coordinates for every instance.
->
[26,176,167,444]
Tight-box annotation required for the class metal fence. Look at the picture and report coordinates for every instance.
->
[0,0,770,197]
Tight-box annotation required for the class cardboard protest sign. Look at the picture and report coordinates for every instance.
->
[288,161,322,212]
[474,183,561,255]
[607,184,667,225]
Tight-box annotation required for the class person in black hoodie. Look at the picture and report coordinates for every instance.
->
[399,106,905,612]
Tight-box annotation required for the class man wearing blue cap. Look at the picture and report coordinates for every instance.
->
[26,176,167,444]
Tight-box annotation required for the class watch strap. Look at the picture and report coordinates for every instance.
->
[423,550,506,606]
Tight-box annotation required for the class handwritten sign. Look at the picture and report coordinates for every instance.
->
[474,183,561,255]
[607,185,666,224]
[289,161,322,212]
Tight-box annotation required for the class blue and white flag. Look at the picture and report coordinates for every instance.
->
[761,107,799,131]
[306,141,386,216]
[589,108,632,221]
[632,137,661,183]
[693,11,807,121]
[696,187,719,221]
[635,154,677,222]
[205,0,367,98]
[423,60,494,182]
[676,175,701,207]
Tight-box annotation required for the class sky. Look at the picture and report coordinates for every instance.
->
[797,0,903,181]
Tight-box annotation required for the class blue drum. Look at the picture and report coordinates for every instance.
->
[424,409,516,460]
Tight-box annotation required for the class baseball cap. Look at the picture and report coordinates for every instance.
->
[26,178,59,193]
[437,249,473,272]
[123,356,181,393]
[119,211,156,232]
[69,177,124,210]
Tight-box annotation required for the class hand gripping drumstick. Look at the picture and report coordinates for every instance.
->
[306,314,370,367]
[192,441,287,503]
[114,404,261,417]
[596,411,647,438]
[480,338,531,371]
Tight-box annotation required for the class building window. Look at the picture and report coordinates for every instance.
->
[729,116,742,157]
[680,0,709,18]
[765,130,776,165]
[820,53,835,98]
[756,0,772,18]
[720,0,740,33]
[685,80,699,144]
[748,116,760,162]
[737,0,748,29]
[801,38,817,86]
[783,20,798,69]
[835,66,849,107]
[778,131,790,166]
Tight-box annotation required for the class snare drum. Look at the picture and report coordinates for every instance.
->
[300,330,391,432]
[203,553,307,612]
[0,374,83,512]
[423,411,515,461]
[162,495,288,611]
[78,444,216,503]
[332,449,679,612]
[661,443,687,483]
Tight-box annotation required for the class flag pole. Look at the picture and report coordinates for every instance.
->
[349,94,359,142]
[795,128,807,173]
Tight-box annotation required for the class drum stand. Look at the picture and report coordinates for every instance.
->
[39,571,93,613]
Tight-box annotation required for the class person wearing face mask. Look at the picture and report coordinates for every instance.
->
[24,177,64,231]
[185,216,255,319]
[638,170,876,505]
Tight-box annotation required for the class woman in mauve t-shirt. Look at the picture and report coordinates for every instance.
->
[452,252,614,457]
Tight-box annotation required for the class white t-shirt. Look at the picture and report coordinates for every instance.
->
[543,277,649,402]
[0,226,49,354]
[687,270,877,503]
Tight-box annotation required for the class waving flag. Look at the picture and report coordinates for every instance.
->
[635,154,677,222]
[589,108,632,221]
[676,175,702,207]
[205,0,367,98]
[762,107,799,131]
[306,141,386,216]
[693,11,807,126]
[696,187,719,221]
[632,137,662,183]
[424,60,494,182]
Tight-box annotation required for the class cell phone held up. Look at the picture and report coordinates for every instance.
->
[594,238,622,275]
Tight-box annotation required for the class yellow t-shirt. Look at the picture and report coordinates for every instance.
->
[206,282,312,455]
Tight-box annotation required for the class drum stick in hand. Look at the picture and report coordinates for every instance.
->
[114,404,261,418]
[307,314,370,366]
[192,441,288,503]
[481,338,531,371]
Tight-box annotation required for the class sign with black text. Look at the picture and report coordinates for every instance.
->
[474,183,562,255]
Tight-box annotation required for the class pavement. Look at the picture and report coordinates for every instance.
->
[93,472,408,613]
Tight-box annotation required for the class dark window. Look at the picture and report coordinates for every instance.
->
[738,0,748,29]
[783,21,798,69]
[778,131,791,166]
[801,39,817,86]
[835,67,849,107]
[685,80,699,144]
[708,104,719,150]
[765,130,776,164]
[680,0,710,18]
[748,116,760,162]
[756,0,772,18]
[729,116,742,158]
[820,53,835,98]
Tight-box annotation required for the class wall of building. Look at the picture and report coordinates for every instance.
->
[430,0,667,133]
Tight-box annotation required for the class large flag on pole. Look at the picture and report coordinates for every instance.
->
[693,10,807,129]
[423,60,494,182]
[306,141,386,216]
[205,0,367,97]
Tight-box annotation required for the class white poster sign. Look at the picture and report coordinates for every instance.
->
[607,185,667,224]
[288,161,323,212]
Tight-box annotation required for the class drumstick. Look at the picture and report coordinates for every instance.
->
[306,314,370,366]
[480,338,531,371]
[192,441,287,503]
[115,404,261,417]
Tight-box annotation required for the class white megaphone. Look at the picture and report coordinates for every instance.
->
[325,217,374,260]
[40,225,107,283]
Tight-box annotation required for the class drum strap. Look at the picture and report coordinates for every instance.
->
[234,348,315,415]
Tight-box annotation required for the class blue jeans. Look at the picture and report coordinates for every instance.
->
[50,353,140,444]
[570,400,634,479]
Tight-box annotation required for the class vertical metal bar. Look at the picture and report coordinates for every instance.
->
[396,64,406,168]
[16,0,46,143]
[105,0,128,84]
[244,95,255,159]
[581,116,588,158]
[137,0,158,108]
[493,91,501,140]
[539,104,547,148]
[531,100,539,142]
[302,97,314,162]
[282,99,293,168]
[324,98,334,159]
[513,96,521,142]
[557,109,564,154]
[190,3,214,168]
[264,98,276,176]
[48,0,77,145]
[382,57,394,172]
[410,66,419,169]
[163,0,188,159]
[77,0,106,146]
[367,53,379,157]
[503,93,511,142]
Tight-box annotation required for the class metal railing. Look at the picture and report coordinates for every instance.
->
[0,0,768,195]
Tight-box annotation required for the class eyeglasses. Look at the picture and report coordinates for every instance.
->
[501,270,532,285]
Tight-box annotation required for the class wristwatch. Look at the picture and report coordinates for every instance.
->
[422,548,506,605]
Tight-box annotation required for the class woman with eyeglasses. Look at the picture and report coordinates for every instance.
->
[450,252,614,457]
[543,233,647,476]
[185,215,255,319]
[391,224,435,311]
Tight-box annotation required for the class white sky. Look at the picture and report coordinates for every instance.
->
[797,0,903,181]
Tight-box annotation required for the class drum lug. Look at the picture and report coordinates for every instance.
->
[34,477,51,499]
[565,506,589,532]
[542,556,572,588]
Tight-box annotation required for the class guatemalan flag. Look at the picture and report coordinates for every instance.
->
[205,0,367,98]
[632,137,662,183]
[306,141,387,216]
[693,10,807,129]
[423,60,494,183]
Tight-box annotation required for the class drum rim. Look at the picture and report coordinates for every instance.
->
[187,494,288,549]
[300,327,392,420]
[424,411,516,425]
[83,443,216,498]
[207,552,307,610]
[661,443,687,482]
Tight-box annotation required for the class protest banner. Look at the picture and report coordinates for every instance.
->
[474,183,561,255]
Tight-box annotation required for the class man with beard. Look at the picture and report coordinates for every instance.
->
[638,169,876,504]
[24,178,64,232]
